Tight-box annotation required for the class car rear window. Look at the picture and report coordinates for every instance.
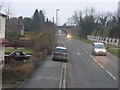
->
[55,49,67,53]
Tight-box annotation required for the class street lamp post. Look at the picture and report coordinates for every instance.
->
[56,9,59,26]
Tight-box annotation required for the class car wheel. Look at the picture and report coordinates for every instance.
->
[92,51,94,54]
[52,58,55,61]
[64,59,67,62]
[104,54,106,56]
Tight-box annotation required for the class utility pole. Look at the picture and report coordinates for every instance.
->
[56,9,59,26]
[52,17,54,23]
[118,1,120,22]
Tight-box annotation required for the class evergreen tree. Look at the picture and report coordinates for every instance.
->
[24,17,33,31]
[32,9,40,32]
[39,10,45,22]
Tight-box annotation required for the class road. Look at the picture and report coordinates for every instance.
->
[18,37,118,89]
[61,37,118,88]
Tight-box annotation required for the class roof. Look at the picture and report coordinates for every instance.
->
[6,17,24,25]
[0,38,9,44]
[0,13,7,17]
[56,46,67,50]
[93,42,104,45]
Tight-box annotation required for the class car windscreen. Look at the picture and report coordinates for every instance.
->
[94,44,105,49]
[55,49,67,53]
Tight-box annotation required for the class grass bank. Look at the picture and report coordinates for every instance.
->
[73,36,120,58]
[5,49,34,54]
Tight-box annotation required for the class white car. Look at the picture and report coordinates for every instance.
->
[92,42,106,56]
[52,46,67,62]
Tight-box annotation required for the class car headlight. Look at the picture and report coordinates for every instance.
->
[95,49,99,52]
[103,49,106,52]
[66,34,71,38]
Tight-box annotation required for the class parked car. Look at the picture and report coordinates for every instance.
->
[92,42,106,56]
[52,46,68,62]
[5,51,31,61]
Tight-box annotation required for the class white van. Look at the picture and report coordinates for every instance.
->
[92,42,106,56]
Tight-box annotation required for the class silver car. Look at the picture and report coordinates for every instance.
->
[52,46,67,62]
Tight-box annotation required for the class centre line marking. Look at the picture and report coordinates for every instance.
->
[98,63,104,69]
[89,55,92,58]
[88,54,117,80]
[93,58,97,62]
[106,71,116,80]
[76,53,81,55]
[86,51,89,54]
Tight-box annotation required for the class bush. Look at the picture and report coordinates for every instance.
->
[2,61,34,84]
[29,32,56,53]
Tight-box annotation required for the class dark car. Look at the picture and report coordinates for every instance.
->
[5,51,31,61]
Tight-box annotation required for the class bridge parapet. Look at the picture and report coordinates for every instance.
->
[87,35,120,47]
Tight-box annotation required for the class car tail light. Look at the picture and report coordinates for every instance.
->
[54,53,56,55]
[65,54,67,57]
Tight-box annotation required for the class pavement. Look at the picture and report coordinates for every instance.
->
[18,55,63,88]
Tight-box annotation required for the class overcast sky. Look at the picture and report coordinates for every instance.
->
[1,0,119,25]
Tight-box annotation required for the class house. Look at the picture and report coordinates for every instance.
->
[6,17,24,35]
[0,13,8,67]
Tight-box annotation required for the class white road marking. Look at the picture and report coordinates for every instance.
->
[92,57,117,80]
[79,45,117,81]
[62,63,67,88]
[106,71,116,80]
[86,51,89,54]
[89,55,92,58]
[98,62,104,69]
[59,62,67,89]
[59,62,64,89]
[76,53,81,55]
[93,58,97,62]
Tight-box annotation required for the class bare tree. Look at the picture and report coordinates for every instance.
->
[84,7,96,16]
[5,4,12,19]
[0,1,12,19]
[66,17,75,26]
[0,1,5,13]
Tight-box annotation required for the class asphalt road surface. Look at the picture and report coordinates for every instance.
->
[61,37,118,88]
[18,37,118,89]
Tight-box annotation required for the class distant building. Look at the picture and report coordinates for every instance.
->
[6,17,24,35]
[0,13,8,67]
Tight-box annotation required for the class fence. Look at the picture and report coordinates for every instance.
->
[87,35,120,47]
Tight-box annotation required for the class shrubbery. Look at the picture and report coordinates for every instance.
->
[28,32,56,53]
[2,52,47,88]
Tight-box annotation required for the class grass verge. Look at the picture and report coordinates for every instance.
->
[5,49,34,54]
